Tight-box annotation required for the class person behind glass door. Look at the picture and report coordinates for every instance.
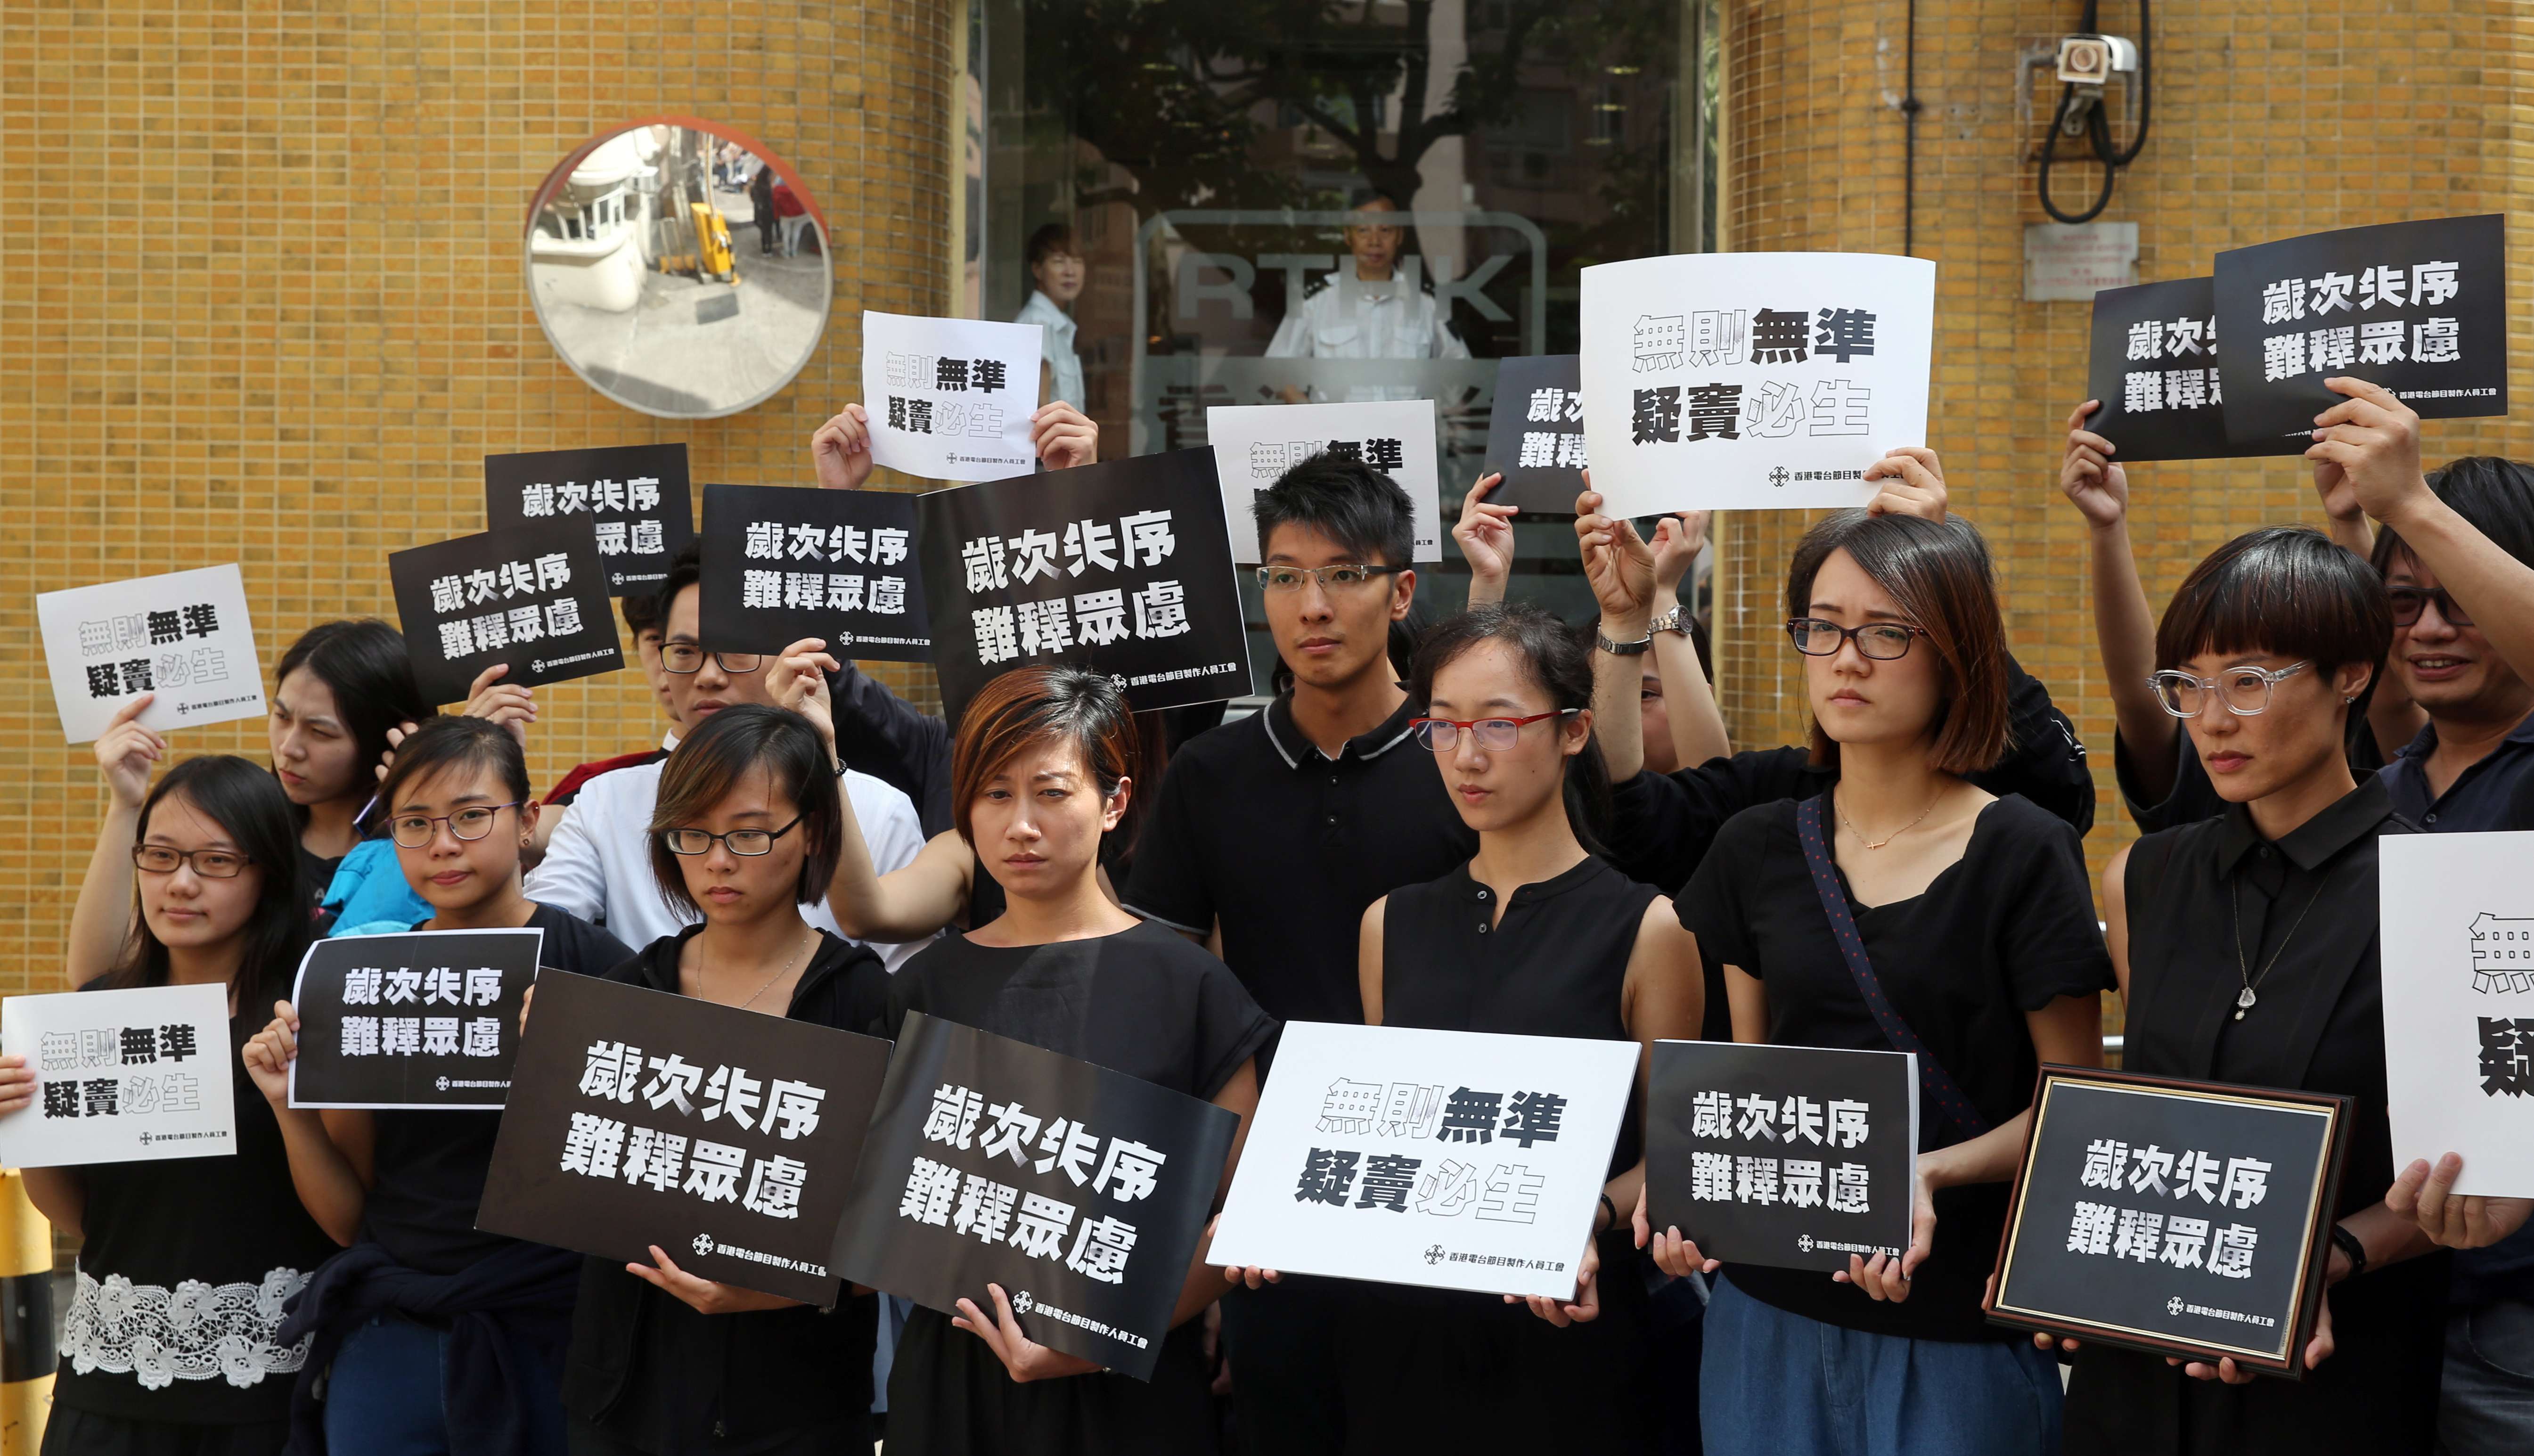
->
[1266,188,1469,402]
[878,666,1272,1456]
[0,757,338,1456]
[1643,509,2112,1456]
[1016,223,1086,410]
[2052,526,2446,1455]
[1224,604,1701,1452]
[69,620,427,982]
[547,704,889,1456]
[239,716,631,1456]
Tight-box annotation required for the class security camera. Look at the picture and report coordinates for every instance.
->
[2056,33,2140,86]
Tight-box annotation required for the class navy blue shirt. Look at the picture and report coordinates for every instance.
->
[2388,706,2534,1306]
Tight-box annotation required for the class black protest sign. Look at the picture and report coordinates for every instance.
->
[2084,278,2309,464]
[1481,355,1590,512]
[915,450,1250,720]
[287,929,541,1110]
[2213,214,2507,443]
[388,519,624,706]
[830,1012,1238,1380]
[484,444,696,599]
[1645,1041,1919,1273]
[696,484,931,664]
[476,971,893,1304]
[1987,1066,2350,1377]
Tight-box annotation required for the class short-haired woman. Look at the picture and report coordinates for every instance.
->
[881,666,1273,1456]
[0,757,339,1456]
[2057,527,2446,1455]
[556,704,890,1456]
[1647,510,2113,1456]
[238,715,629,1456]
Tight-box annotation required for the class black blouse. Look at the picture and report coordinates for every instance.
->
[1676,793,2114,1342]
[2065,777,2448,1456]
[559,927,890,1452]
[880,920,1274,1456]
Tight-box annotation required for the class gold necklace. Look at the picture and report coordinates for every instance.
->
[1834,785,1943,850]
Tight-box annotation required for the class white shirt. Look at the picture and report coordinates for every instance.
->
[1016,290,1084,409]
[1265,264,1470,364]
[524,760,929,971]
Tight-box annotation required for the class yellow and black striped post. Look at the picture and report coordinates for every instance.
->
[0,1171,50,1456]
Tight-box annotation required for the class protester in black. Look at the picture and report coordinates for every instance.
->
[883,666,1272,1456]
[0,757,339,1456]
[69,621,425,982]
[1120,452,1472,1454]
[1651,511,2111,1456]
[1357,605,1700,1452]
[2057,526,2444,1453]
[238,717,628,1456]
[551,705,889,1456]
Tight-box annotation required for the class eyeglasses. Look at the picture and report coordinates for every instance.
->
[131,844,252,878]
[1410,710,1578,753]
[2388,584,2475,629]
[1256,564,1398,593]
[661,815,803,857]
[2149,661,2313,719]
[660,644,764,675]
[1785,618,1927,661]
[389,803,525,848]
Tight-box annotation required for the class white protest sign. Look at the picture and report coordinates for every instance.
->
[37,564,265,744]
[1579,253,1935,516]
[860,311,1043,482]
[1210,1020,1636,1299]
[1204,400,1444,563]
[2382,832,2534,1195]
[0,983,235,1169]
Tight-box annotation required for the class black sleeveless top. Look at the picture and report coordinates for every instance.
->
[2065,777,2446,1456]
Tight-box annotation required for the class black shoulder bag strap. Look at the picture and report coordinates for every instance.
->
[1794,793,1991,1139]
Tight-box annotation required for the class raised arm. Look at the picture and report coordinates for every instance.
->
[1453,473,1518,609]
[2061,401,2174,800]
[1575,483,1659,782]
[1649,510,1728,768]
[68,696,165,986]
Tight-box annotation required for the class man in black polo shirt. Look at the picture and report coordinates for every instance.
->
[1124,452,1472,1454]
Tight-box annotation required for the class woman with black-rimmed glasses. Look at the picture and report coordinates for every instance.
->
[2054,525,2448,1456]
[1644,509,2111,1456]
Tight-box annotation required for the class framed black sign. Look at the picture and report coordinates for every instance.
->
[1480,355,1589,513]
[2083,278,2309,464]
[2212,214,2507,443]
[829,1012,1239,1380]
[476,971,894,1304]
[287,929,542,1111]
[1986,1065,2351,1379]
[914,449,1251,720]
[484,443,696,599]
[696,483,931,663]
[1644,1040,1919,1272]
[387,519,625,706]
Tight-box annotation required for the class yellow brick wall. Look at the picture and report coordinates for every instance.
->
[0,0,955,990]
[1712,0,2534,906]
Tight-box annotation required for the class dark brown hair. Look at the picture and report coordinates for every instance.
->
[2156,525,2392,679]
[103,756,312,1022]
[377,714,531,812]
[1408,604,1610,853]
[647,704,842,919]
[951,666,1140,847]
[1784,510,2012,775]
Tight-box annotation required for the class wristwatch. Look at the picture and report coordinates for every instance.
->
[1595,626,1653,656]
[1650,605,1693,637]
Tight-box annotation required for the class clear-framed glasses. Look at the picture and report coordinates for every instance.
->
[1409,710,1578,753]
[660,643,764,675]
[662,815,804,857]
[2149,661,2313,719]
[1255,563,1399,593]
[2388,584,2474,629]
[1785,617,1926,661]
[389,802,525,849]
[131,844,251,878]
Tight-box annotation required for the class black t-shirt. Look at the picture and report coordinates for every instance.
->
[56,977,341,1425]
[1676,793,2115,1342]
[361,903,632,1275]
[1120,695,1474,1029]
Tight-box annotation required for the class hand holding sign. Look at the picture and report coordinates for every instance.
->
[241,1001,301,1107]
[1452,474,1518,605]
[2388,1153,2534,1250]
[2307,376,2430,528]
[1031,402,1099,472]
[95,696,170,811]
[627,1243,802,1317]
[813,406,876,492]
[954,1283,1106,1383]
[1630,1183,1722,1278]
[0,1054,33,1117]
[2060,402,2131,531]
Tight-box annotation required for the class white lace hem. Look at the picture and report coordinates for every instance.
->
[64,1266,315,1391]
